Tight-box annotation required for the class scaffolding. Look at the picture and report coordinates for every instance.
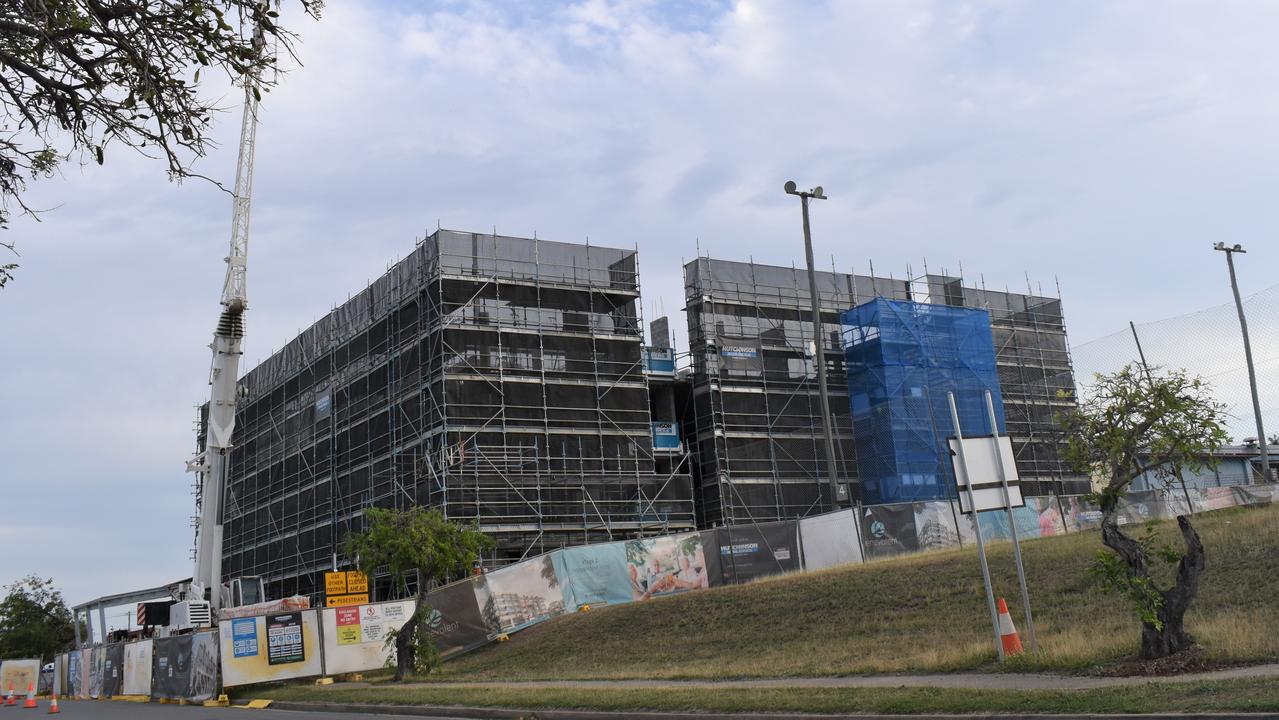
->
[217,230,695,602]
[681,257,1085,528]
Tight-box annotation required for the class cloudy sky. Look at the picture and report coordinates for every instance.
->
[3,0,1278,614]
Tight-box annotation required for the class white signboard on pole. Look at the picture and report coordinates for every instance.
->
[948,435,1025,514]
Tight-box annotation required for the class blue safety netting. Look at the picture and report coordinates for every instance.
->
[843,298,1007,505]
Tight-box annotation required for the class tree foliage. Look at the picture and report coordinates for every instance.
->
[344,507,493,680]
[0,576,75,662]
[1059,364,1229,659]
[0,0,321,280]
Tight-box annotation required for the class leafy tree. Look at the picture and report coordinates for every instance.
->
[344,507,493,680]
[1059,365,1228,659]
[0,0,321,283]
[0,576,75,662]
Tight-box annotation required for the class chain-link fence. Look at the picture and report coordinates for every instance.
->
[1071,283,1279,445]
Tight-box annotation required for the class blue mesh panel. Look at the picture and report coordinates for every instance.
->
[842,298,1006,505]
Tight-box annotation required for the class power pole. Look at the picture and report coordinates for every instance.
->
[1213,243,1272,483]
[784,180,843,509]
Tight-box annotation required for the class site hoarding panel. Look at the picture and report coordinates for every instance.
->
[321,600,414,676]
[483,554,565,633]
[424,578,495,658]
[218,610,321,688]
[978,505,1040,539]
[1202,486,1238,511]
[89,646,104,699]
[101,643,124,698]
[0,659,39,698]
[625,532,711,597]
[78,649,89,698]
[913,502,962,551]
[65,651,81,699]
[122,640,152,697]
[150,636,187,700]
[1027,497,1067,537]
[187,631,219,703]
[698,531,724,587]
[713,522,799,584]
[553,542,633,610]
[53,653,66,697]
[1061,496,1103,531]
[860,504,918,559]
[800,509,863,569]
[1234,484,1276,506]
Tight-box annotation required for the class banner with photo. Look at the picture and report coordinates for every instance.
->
[698,530,724,587]
[860,504,918,559]
[1060,496,1103,531]
[322,600,413,676]
[913,502,962,551]
[101,644,124,698]
[978,505,1041,539]
[187,632,219,703]
[89,645,104,699]
[715,522,799,584]
[78,649,90,698]
[218,609,322,687]
[122,640,152,697]
[1233,484,1276,506]
[483,553,566,633]
[1201,486,1239,511]
[799,509,862,569]
[626,532,711,597]
[554,542,633,610]
[424,577,496,657]
[65,651,81,699]
[1027,497,1067,537]
[1117,489,1164,524]
[0,659,39,698]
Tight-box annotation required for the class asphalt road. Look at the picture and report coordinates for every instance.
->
[31,701,464,720]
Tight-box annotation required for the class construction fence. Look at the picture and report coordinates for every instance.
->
[48,483,1277,696]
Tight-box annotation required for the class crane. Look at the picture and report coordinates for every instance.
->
[178,5,268,624]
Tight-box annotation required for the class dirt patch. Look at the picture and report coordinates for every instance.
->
[1096,645,1231,677]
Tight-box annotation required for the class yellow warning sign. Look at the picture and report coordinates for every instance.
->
[325,593,368,608]
[324,572,347,596]
[345,571,368,594]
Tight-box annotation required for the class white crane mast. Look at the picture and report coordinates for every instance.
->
[185,9,266,617]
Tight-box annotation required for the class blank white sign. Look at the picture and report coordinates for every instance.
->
[948,435,1024,513]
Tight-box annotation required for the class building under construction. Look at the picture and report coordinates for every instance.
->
[681,258,1086,528]
[216,230,694,600]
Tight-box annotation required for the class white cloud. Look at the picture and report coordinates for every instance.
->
[4,0,1279,603]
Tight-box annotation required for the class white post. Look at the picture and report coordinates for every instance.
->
[949,392,1004,661]
[985,390,1037,652]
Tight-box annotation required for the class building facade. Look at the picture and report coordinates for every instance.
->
[216,230,694,600]
[681,258,1086,527]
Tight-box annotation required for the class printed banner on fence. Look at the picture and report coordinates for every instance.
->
[122,640,152,697]
[1027,497,1067,537]
[626,532,710,598]
[102,644,123,698]
[65,651,80,699]
[424,577,495,657]
[267,612,305,665]
[78,649,89,699]
[978,505,1041,539]
[320,600,414,677]
[89,646,104,699]
[1202,486,1239,511]
[484,554,565,632]
[716,521,799,584]
[553,542,633,609]
[152,632,219,702]
[860,504,919,559]
[698,530,724,587]
[913,502,962,551]
[0,659,39,699]
[799,509,862,569]
[1061,496,1103,531]
[219,610,322,687]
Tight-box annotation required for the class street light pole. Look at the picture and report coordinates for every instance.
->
[785,180,844,509]
[1213,242,1272,483]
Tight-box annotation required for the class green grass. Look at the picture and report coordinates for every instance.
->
[249,678,1279,715]
[429,503,1279,680]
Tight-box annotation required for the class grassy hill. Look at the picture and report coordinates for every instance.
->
[439,503,1278,680]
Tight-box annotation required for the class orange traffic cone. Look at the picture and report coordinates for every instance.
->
[5,683,14,706]
[997,597,1024,656]
[22,683,36,709]
[46,697,58,715]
